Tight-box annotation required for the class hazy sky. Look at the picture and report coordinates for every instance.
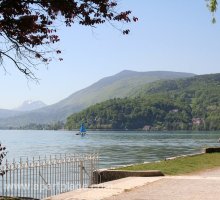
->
[1,0,220,109]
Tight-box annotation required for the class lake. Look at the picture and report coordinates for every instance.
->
[0,130,220,168]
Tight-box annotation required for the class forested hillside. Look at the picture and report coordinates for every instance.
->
[0,70,194,128]
[65,73,220,131]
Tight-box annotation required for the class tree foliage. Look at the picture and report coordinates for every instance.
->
[0,0,137,79]
[0,143,7,176]
[207,0,218,23]
[65,73,220,131]
[18,121,65,130]
[208,0,218,13]
[65,96,192,131]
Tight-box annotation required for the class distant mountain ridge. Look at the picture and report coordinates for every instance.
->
[0,109,22,119]
[52,70,195,109]
[14,100,47,111]
[0,70,195,128]
[0,100,46,120]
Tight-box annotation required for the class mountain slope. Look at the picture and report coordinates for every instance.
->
[51,70,195,109]
[65,73,220,130]
[14,100,47,111]
[0,70,195,128]
[0,109,23,119]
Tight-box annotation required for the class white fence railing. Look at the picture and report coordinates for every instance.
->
[0,153,99,199]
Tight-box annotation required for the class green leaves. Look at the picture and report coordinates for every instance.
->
[0,143,7,177]
[65,73,220,131]
[0,0,137,79]
[207,0,218,23]
[208,0,218,13]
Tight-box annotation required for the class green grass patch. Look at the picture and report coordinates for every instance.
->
[117,153,220,175]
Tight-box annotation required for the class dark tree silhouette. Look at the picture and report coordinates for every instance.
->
[0,143,7,176]
[0,0,137,79]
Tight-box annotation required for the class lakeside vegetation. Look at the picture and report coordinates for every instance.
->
[17,121,65,131]
[117,153,220,175]
[65,73,220,131]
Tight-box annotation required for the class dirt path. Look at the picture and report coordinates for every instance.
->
[188,166,220,177]
[104,168,220,200]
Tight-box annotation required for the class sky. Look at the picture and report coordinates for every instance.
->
[1,0,220,109]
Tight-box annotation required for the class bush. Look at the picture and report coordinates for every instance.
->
[0,143,7,176]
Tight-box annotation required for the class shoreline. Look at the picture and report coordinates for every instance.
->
[2,129,220,132]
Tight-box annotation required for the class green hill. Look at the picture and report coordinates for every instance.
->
[0,70,194,128]
[48,70,195,110]
[65,73,220,131]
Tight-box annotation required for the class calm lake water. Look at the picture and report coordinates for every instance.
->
[0,130,220,168]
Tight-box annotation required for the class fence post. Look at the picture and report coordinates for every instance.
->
[90,157,94,186]
[79,160,83,188]
[48,155,52,197]
[19,158,22,198]
[2,162,5,197]
[5,159,8,197]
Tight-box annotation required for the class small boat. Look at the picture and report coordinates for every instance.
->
[76,123,86,136]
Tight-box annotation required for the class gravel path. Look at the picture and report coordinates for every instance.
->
[190,167,220,177]
[104,167,220,200]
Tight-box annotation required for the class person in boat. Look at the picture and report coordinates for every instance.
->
[76,123,86,135]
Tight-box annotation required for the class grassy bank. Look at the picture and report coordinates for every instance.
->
[117,153,220,175]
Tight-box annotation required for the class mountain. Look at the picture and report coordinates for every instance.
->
[65,73,220,131]
[14,100,47,111]
[0,109,22,119]
[0,70,195,128]
[45,70,195,114]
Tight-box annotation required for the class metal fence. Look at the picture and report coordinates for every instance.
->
[0,153,99,199]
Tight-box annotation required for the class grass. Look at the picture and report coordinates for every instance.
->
[117,153,220,175]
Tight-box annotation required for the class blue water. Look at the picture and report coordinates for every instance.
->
[0,130,220,168]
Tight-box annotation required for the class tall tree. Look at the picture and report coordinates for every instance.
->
[0,0,137,79]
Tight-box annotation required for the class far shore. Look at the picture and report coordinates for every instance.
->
[2,128,220,132]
